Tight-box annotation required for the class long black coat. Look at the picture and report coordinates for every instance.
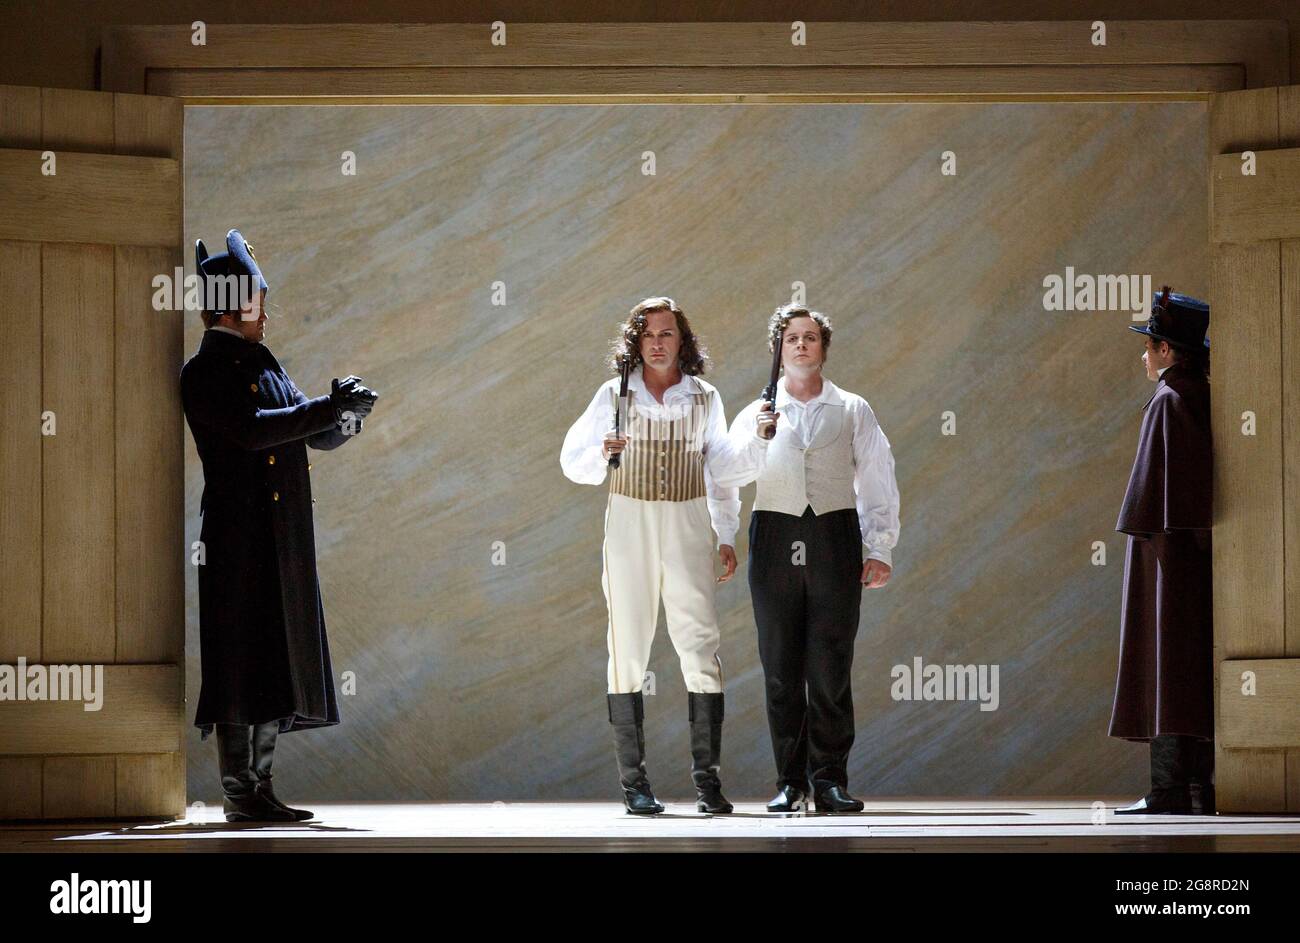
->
[181,328,353,739]
[1108,361,1213,742]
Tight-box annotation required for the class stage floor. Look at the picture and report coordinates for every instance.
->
[5,797,1300,852]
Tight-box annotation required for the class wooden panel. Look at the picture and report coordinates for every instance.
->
[103,21,1288,69]
[1219,658,1300,747]
[116,752,184,818]
[1209,86,1278,155]
[0,758,42,819]
[0,84,41,148]
[0,665,181,755]
[115,246,184,664]
[103,21,1287,96]
[147,64,1246,100]
[1290,752,1300,810]
[113,91,182,162]
[0,148,181,246]
[1282,86,1300,147]
[42,243,115,664]
[1212,148,1300,243]
[1286,239,1300,660]
[1217,750,1288,813]
[40,87,112,153]
[43,756,115,818]
[0,242,42,663]
[1209,85,1296,815]
[1210,241,1284,659]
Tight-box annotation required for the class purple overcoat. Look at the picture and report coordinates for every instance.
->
[1108,360,1213,742]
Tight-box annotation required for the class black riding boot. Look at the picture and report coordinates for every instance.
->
[688,692,733,814]
[608,692,664,815]
[252,720,315,821]
[1188,737,1215,815]
[1116,734,1193,814]
[216,723,295,823]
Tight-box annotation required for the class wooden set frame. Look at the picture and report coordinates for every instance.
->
[1,20,1296,818]
[101,20,1288,102]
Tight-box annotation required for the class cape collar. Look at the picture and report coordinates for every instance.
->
[1141,360,1201,410]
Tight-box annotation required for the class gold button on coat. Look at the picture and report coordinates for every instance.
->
[268,455,275,465]
[249,383,258,392]
[272,491,279,501]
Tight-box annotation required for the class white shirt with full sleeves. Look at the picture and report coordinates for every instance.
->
[560,367,756,548]
[728,375,900,566]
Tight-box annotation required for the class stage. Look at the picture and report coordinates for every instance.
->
[5,799,1300,853]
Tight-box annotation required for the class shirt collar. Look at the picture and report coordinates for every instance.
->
[627,364,700,401]
[775,374,839,409]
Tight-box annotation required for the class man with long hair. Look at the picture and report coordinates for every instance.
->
[729,303,900,814]
[560,297,756,815]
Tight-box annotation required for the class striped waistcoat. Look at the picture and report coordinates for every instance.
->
[608,389,710,502]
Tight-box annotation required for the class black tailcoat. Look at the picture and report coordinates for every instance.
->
[1108,361,1213,741]
[180,328,353,738]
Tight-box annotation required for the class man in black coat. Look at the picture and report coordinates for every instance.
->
[181,229,377,823]
[1109,287,1214,816]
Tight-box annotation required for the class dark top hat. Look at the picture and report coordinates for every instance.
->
[194,229,269,317]
[1128,285,1209,352]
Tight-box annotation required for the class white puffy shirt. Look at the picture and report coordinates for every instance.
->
[728,375,900,566]
[560,367,757,548]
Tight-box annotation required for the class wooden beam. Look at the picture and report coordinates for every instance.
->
[0,148,180,246]
[1220,659,1300,747]
[0,664,181,756]
[101,20,1286,96]
[146,64,1245,101]
[0,242,42,664]
[1213,148,1300,244]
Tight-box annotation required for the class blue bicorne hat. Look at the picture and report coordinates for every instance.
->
[194,229,268,318]
[1128,285,1209,352]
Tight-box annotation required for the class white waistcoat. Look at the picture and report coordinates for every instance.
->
[753,385,857,517]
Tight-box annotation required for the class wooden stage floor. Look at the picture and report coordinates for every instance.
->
[5,797,1300,852]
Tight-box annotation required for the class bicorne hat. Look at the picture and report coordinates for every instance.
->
[194,228,268,318]
[1128,285,1209,352]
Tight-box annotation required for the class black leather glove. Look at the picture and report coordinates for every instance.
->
[331,375,379,423]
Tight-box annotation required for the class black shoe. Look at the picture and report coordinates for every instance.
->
[813,782,865,814]
[1191,783,1216,815]
[766,784,808,813]
[216,723,296,823]
[222,790,298,823]
[688,692,733,814]
[251,720,315,821]
[608,693,664,815]
[1115,787,1193,815]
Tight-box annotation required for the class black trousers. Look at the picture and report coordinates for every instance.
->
[748,506,863,790]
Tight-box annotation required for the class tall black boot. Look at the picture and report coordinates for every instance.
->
[1189,737,1215,815]
[688,692,733,814]
[252,720,315,822]
[607,692,664,815]
[1115,734,1193,815]
[216,723,295,823]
